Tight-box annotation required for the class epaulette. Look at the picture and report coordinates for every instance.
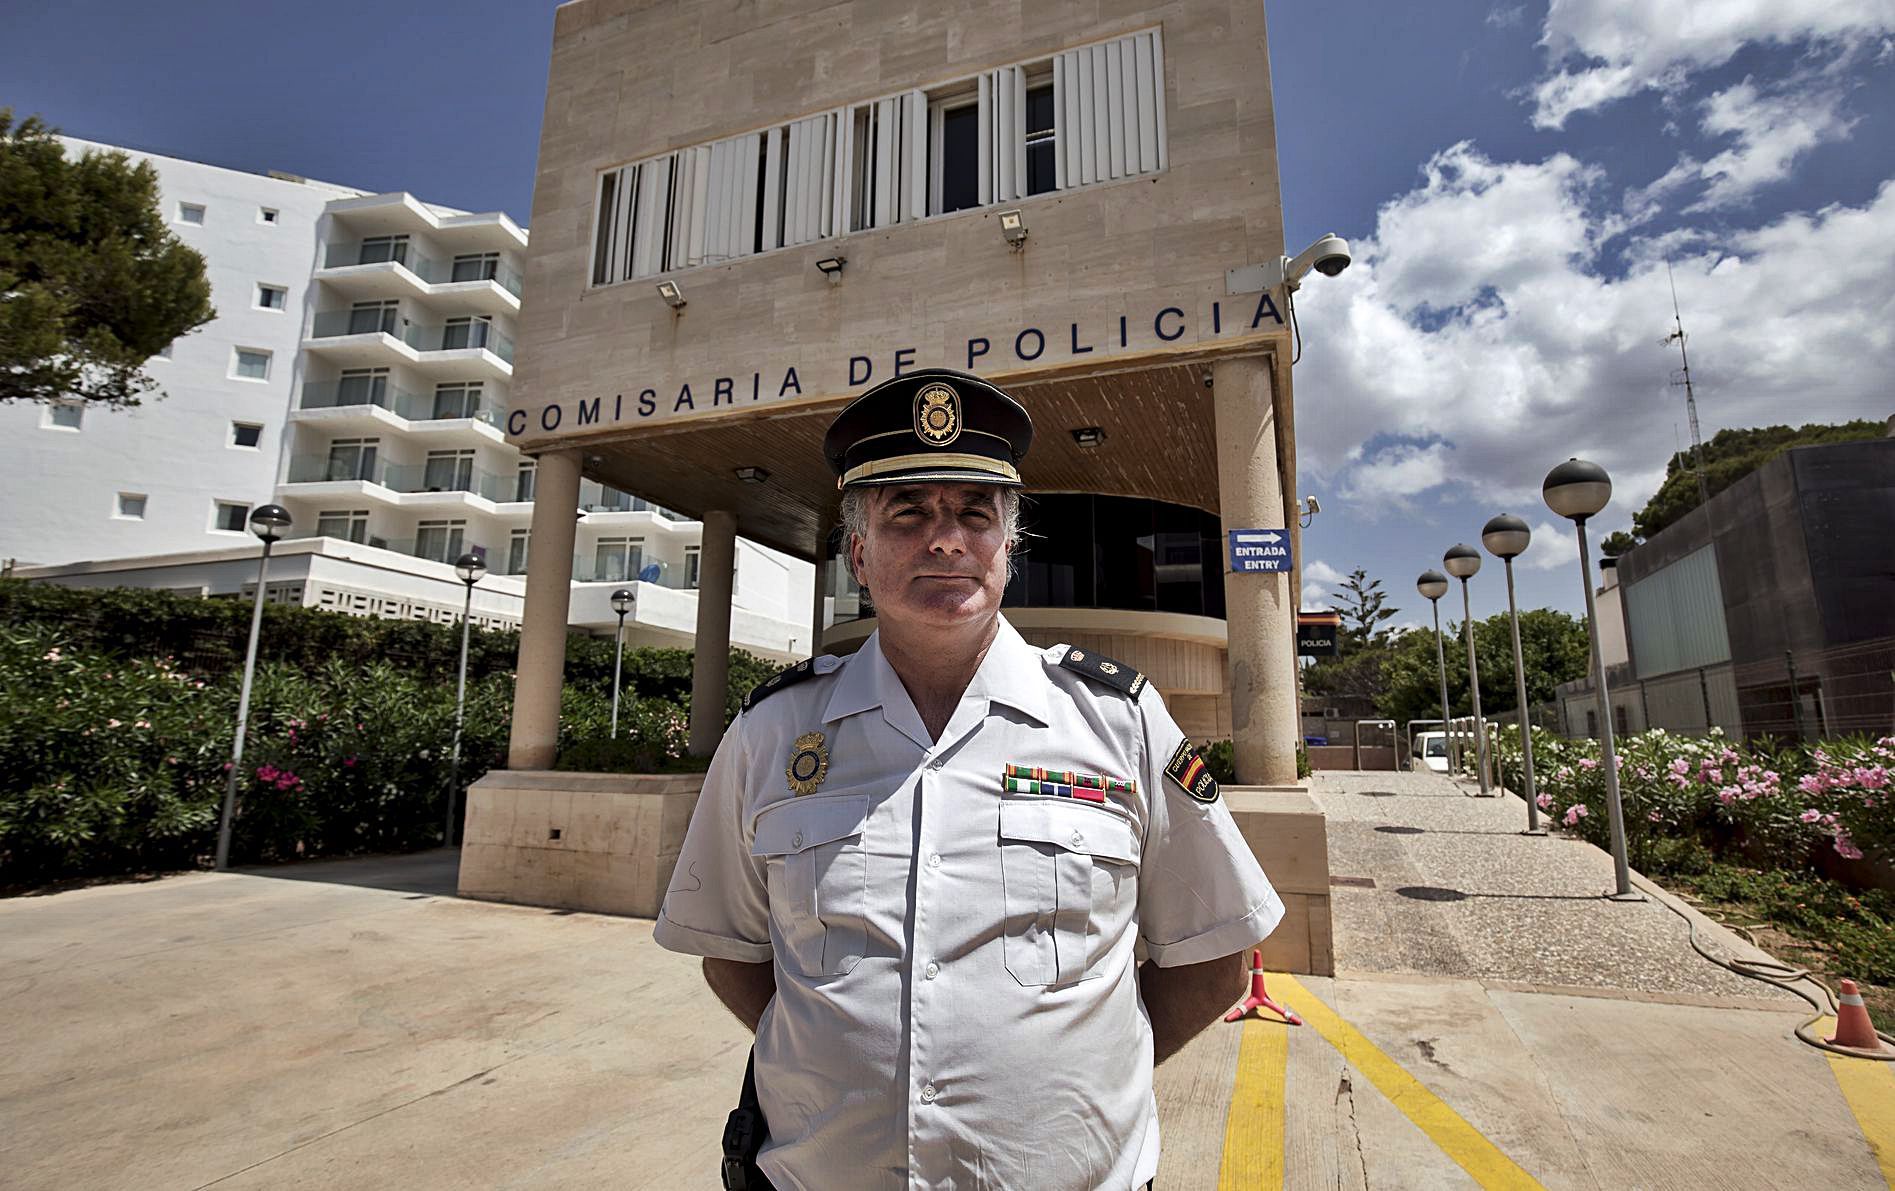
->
[742,658,822,711]
[1057,646,1147,698]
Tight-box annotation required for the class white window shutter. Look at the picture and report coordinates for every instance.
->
[1151,26,1169,170]
[874,97,897,227]
[1090,44,1110,185]
[1105,38,1125,180]
[819,110,838,238]
[977,73,993,206]
[1053,55,1069,191]
[1134,32,1159,175]
[1076,49,1095,185]
[907,89,927,221]
[686,144,711,268]
[1012,66,1027,199]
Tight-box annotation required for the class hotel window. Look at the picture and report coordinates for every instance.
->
[441,316,492,351]
[258,207,279,224]
[178,202,205,225]
[415,519,466,564]
[685,545,701,589]
[336,367,389,407]
[233,348,271,380]
[423,449,475,491]
[347,300,399,336]
[587,28,1165,286]
[451,252,500,282]
[357,234,410,266]
[117,492,147,519]
[595,537,645,583]
[515,461,537,502]
[325,437,380,482]
[507,529,531,575]
[316,509,370,543]
[230,421,264,448]
[432,382,483,420]
[45,401,84,430]
[214,500,251,533]
[256,284,287,310]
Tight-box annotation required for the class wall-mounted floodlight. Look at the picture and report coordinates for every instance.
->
[1070,426,1106,448]
[998,209,1028,251]
[735,466,770,484]
[816,256,846,282]
[656,279,686,309]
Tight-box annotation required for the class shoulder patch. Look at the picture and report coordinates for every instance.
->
[1164,738,1221,803]
[742,658,821,711]
[1057,646,1148,698]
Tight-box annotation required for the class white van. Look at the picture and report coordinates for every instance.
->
[1412,731,1450,773]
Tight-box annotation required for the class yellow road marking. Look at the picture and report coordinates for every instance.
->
[1822,1015,1895,1188]
[1217,1016,1288,1190]
[1276,975,1546,1190]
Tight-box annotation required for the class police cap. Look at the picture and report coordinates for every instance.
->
[823,368,1033,490]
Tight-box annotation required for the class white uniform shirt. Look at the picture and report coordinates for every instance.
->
[654,616,1282,1190]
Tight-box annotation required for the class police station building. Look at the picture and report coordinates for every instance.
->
[501,0,1308,787]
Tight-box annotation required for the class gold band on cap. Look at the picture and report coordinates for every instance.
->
[841,452,1022,487]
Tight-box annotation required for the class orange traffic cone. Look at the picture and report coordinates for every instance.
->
[1827,979,1893,1054]
[1224,949,1303,1026]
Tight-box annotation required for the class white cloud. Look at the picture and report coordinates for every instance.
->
[1301,559,1345,608]
[1632,79,1859,214]
[1291,144,1895,527]
[1528,0,1895,127]
[1516,519,1583,573]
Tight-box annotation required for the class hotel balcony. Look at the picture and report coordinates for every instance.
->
[303,310,513,381]
[282,454,527,510]
[314,239,522,316]
[292,380,505,444]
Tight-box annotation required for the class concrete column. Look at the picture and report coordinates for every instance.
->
[506,449,582,770]
[1213,355,1299,786]
[809,518,831,658]
[689,510,739,757]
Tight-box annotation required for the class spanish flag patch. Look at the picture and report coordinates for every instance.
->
[1164,738,1220,803]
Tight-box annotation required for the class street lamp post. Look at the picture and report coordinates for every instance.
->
[1482,514,1544,833]
[1416,570,1456,774]
[610,587,635,737]
[1544,459,1638,899]
[1442,544,1491,795]
[446,551,487,848]
[214,503,293,871]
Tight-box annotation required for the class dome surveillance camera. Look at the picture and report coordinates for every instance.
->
[1310,234,1351,277]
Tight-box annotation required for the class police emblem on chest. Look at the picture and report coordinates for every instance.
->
[914,383,961,446]
[786,731,829,795]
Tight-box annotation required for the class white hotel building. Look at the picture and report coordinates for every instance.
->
[4,141,814,660]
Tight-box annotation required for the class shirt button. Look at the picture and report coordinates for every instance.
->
[1070,831,1084,848]
[920,1083,937,1103]
[928,853,942,869]
[791,832,803,849]
[928,757,944,771]
[925,961,940,980]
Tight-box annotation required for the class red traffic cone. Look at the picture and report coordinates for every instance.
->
[1828,979,1892,1054]
[1224,949,1303,1026]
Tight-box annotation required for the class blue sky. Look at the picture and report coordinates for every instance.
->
[7,1,1892,625]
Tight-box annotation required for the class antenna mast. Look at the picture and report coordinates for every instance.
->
[1662,261,1710,508]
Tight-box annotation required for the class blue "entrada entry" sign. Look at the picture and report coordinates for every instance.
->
[1228,529,1292,573]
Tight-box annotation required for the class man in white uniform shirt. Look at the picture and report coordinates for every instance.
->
[654,368,1283,1190]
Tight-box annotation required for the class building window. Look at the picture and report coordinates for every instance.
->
[116,492,147,519]
[44,401,84,430]
[230,421,264,448]
[932,94,981,214]
[357,234,410,266]
[315,509,370,543]
[415,519,467,563]
[451,252,500,282]
[685,545,702,589]
[336,368,390,407]
[423,449,476,491]
[258,207,279,224]
[440,315,492,351]
[325,437,380,482]
[507,529,530,575]
[232,348,271,380]
[347,300,399,336]
[1024,82,1056,195]
[432,382,483,420]
[214,501,251,533]
[515,461,537,502]
[256,284,288,310]
[594,537,645,582]
[178,202,206,225]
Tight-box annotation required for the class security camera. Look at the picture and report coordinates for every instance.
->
[1285,233,1351,287]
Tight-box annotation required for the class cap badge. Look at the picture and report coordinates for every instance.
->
[786,731,830,796]
[914,383,961,447]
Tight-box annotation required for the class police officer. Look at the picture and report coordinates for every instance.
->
[654,367,1282,1190]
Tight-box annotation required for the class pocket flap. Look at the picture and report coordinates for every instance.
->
[998,799,1138,863]
[751,794,872,857]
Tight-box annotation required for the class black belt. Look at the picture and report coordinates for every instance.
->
[721,1049,774,1190]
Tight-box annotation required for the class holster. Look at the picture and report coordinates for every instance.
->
[720,1050,773,1191]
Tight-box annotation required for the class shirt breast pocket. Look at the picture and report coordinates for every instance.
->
[751,793,872,978]
[997,799,1140,988]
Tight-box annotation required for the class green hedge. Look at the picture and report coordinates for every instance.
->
[0,581,777,886]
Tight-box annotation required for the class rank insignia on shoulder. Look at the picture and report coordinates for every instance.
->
[1164,738,1220,803]
[1058,646,1147,698]
[786,731,829,795]
[743,658,819,711]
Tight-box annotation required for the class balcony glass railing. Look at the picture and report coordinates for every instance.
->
[320,241,524,298]
[374,537,494,566]
[299,380,502,428]
[284,454,511,501]
[307,311,515,364]
[570,556,690,587]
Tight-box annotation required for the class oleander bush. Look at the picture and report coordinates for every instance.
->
[0,581,778,886]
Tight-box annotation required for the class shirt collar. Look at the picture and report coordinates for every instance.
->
[822,614,1051,731]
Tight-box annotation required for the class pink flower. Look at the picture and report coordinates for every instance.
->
[135,720,150,729]
[1648,810,1662,822]
[1800,808,1823,824]
[1563,804,1590,827]
[1535,792,1553,810]
[1799,774,1824,795]
[1578,758,1599,771]
[107,719,122,729]
[1717,789,1736,806]
[1669,758,1690,776]
[256,764,280,783]
[1835,834,1865,862]
[343,756,357,768]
